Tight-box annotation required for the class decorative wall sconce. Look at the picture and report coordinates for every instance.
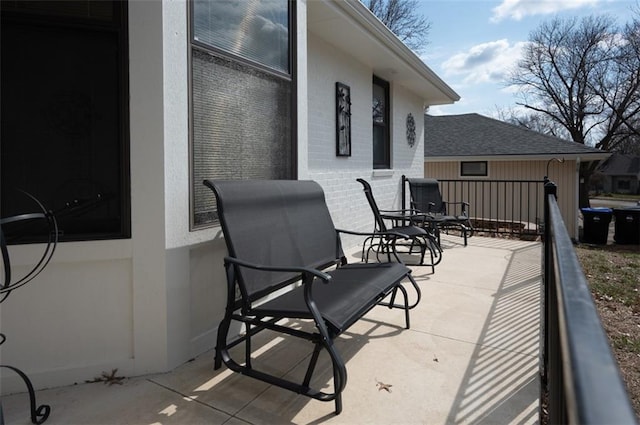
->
[336,82,351,156]
[406,113,416,147]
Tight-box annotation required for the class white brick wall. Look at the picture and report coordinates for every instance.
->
[303,34,425,251]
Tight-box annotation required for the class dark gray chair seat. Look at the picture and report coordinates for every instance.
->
[255,262,410,334]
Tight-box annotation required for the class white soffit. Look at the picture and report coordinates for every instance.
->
[306,0,459,105]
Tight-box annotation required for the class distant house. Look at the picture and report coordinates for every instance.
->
[424,113,610,239]
[596,153,640,194]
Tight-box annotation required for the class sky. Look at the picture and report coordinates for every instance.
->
[418,0,638,117]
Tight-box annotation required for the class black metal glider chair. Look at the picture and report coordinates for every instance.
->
[357,178,442,273]
[402,176,474,246]
[203,179,421,415]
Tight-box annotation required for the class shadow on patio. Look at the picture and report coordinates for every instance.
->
[445,242,540,424]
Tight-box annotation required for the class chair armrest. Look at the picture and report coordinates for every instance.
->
[443,201,470,214]
[378,209,428,226]
[224,256,332,283]
[378,208,420,214]
[335,228,411,239]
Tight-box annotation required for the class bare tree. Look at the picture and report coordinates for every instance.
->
[509,13,640,206]
[364,0,431,53]
[497,107,571,139]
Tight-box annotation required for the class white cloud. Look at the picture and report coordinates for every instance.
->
[491,0,600,22]
[441,39,529,85]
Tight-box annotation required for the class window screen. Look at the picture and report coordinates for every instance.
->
[191,50,293,225]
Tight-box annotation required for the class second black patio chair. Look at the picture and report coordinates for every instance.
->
[357,178,442,273]
[402,176,474,246]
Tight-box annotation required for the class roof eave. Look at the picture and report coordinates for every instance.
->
[307,0,459,104]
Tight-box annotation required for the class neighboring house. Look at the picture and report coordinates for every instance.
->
[0,1,458,393]
[424,113,610,240]
[596,153,640,194]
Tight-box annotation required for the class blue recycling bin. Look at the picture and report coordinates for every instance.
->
[613,207,640,244]
[581,207,613,245]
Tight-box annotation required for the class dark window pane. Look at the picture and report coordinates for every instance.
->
[193,0,289,74]
[461,161,488,176]
[373,77,390,169]
[617,180,630,190]
[373,84,385,124]
[191,49,292,226]
[1,1,115,21]
[373,126,388,169]
[1,3,129,242]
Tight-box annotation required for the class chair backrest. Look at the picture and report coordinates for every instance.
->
[203,179,344,302]
[356,178,388,233]
[405,177,445,214]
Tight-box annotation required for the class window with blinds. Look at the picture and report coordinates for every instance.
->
[190,0,295,228]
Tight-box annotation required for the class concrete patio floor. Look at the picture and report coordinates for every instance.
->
[2,234,542,425]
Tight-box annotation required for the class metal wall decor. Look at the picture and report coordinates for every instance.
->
[336,82,351,156]
[406,113,416,147]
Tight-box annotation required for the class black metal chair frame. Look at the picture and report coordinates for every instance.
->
[402,175,474,246]
[357,178,442,273]
[203,179,422,415]
[1,192,57,425]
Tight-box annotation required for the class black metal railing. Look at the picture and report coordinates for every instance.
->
[542,179,637,424]
[438,179,545,238]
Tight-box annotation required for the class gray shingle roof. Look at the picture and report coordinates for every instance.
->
[597,153,640,176]
[425,113,607,158]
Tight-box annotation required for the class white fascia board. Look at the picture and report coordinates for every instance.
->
[424,153,611,162]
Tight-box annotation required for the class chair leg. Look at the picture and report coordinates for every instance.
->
[428,244,435,274]
[335,393,343,415]
[434,226,441,246]
[331,351,344,415]
[214,308,233,370]
[0,365,50,425]
[303,343,323,388]
[395,283,410,329]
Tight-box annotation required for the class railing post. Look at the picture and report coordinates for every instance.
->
[401,175,406,211]
[542,178,557,420]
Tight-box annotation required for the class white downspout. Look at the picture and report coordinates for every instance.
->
[576,157,581,241]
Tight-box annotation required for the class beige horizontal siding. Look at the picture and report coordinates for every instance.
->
[424,160,578,238]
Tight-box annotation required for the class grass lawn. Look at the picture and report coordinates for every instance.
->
[576,244,640,419]
[591,193,640,202]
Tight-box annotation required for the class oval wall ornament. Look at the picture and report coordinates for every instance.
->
[406,113,416,147]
